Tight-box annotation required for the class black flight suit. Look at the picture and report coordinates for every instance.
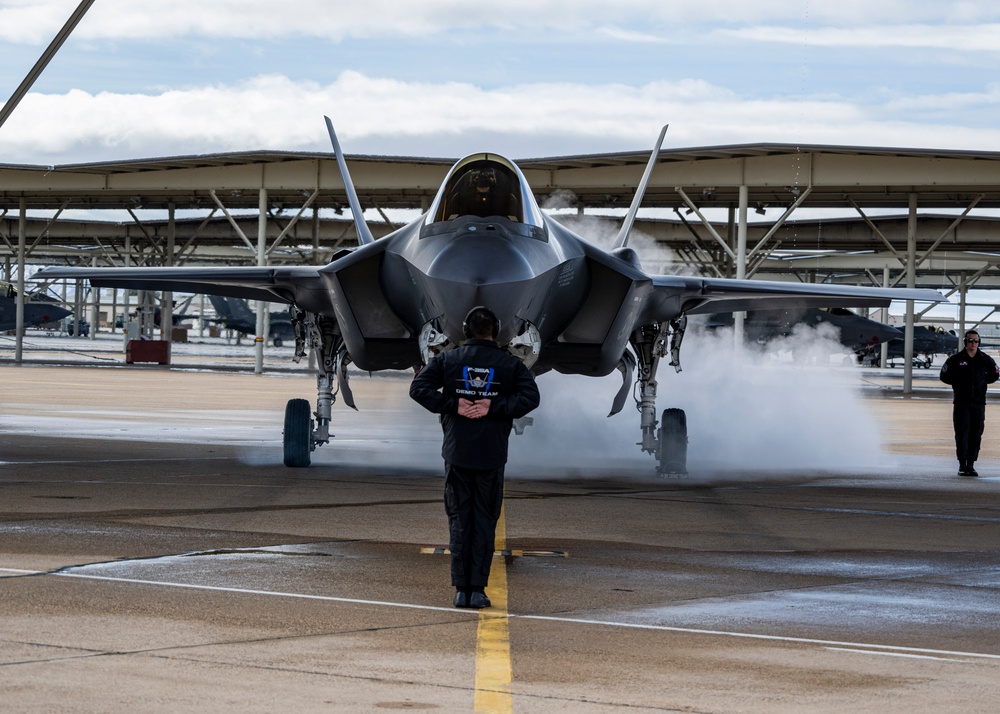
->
[939,348,999,470]
[409,339,539,591]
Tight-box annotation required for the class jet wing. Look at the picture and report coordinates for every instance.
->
[642,275,943,322]
[34,265,334,313]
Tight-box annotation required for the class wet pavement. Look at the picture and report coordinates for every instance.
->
[1,364,999,712]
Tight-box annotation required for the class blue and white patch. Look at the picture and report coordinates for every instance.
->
[463,366,495,394]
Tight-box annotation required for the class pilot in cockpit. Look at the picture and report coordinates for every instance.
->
[441,162,521,221]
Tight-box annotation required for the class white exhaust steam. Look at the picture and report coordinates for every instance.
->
[507,322,886,480]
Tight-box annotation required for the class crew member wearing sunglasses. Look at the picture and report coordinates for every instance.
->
[939,330,999,476]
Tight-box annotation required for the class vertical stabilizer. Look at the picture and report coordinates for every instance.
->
[324,116,376,246]
[207,294,232,319]
[226,297,257,323]
[612,125,668,250]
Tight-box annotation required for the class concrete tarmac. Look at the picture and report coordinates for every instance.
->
[2,363,999,713]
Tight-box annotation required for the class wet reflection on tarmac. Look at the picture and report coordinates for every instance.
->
[3,366,999,711]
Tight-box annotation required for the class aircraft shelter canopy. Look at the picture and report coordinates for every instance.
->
[3,142,1000,291]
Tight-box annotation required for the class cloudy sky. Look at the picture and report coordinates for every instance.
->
[1,0,999,165]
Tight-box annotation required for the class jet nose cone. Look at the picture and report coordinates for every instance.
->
[33,306,72,323]
[426,231,534,285]
[877,324,904,341]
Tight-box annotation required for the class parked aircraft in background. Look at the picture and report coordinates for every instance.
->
[153,305,198,328]
[875,325,959,368]
[0,282,72,332]
[36,120,944,474]
[703,307,902,356]
[206,295,295,347]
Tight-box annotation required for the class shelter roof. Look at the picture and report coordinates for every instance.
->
[3,142,1000,212]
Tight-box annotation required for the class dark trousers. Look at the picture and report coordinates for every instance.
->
[953,402,986,465]
[444,463,504,589]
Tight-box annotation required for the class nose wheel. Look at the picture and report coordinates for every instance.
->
[283,398,313,467]
[657,407,688,476]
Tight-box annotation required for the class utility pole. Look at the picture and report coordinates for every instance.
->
[0,0,97,131]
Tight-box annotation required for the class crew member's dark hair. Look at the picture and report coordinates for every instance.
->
[463,306,500,340]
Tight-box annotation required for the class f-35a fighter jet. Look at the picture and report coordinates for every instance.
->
[37,121,943,473]
[0,282,71,332]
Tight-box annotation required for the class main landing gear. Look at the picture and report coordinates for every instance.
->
[283,308,356,467]
[629,318,689,476]
[283,398,312,468]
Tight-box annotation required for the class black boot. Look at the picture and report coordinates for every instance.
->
[959,461,969,475]
[469,589,491,609]
[967,462,979,477]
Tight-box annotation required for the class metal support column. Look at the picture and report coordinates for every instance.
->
[312,206,320,264]
[903,195,917,393]
[163,203,175,359]
[880,266,890,368]
[734,185,749,348]
[255,189,267,374]
[122,234,131,333]
[959,276,967,339]
[74,281,84,337]
[89,255,98,339]
[14,198,26,363]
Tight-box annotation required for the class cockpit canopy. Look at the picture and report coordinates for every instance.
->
[425,153,545,230]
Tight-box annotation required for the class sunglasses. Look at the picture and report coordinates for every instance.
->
[965,338,980,343]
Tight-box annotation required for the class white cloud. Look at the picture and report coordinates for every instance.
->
[595,26,667,44]
[2,71,1000,164]
[723,23,1000,52]
[2,0,998,44]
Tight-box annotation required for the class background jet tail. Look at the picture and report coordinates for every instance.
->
[207,294,233,321]
[225,297,257,323]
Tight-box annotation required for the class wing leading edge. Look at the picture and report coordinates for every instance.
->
[35,265,333,312]
[641,275,944,325]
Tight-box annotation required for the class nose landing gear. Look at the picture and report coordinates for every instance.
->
[657,407,688,476]
[631,318,689,476]
[283,398,313,468]
[283,308,354,467]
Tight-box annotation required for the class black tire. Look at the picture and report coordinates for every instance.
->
[657,407,688,475]
[273,337,283,347]
[283,398,313,467]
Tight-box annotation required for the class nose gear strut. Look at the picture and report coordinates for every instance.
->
[629,316,688,476]
[285,305,354,467]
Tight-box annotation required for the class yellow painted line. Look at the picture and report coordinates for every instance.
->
[474,502,512,713]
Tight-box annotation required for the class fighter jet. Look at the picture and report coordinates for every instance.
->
[879,325,959,368]
[205,295,295,347]
[0,282,72,332]
[36,120,943,473]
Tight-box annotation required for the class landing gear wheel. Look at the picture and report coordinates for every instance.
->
[657,407,687,476]
[283,398,313,467]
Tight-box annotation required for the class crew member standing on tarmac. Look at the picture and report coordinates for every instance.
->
[409,306,540,608]
[939,329,999,477]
